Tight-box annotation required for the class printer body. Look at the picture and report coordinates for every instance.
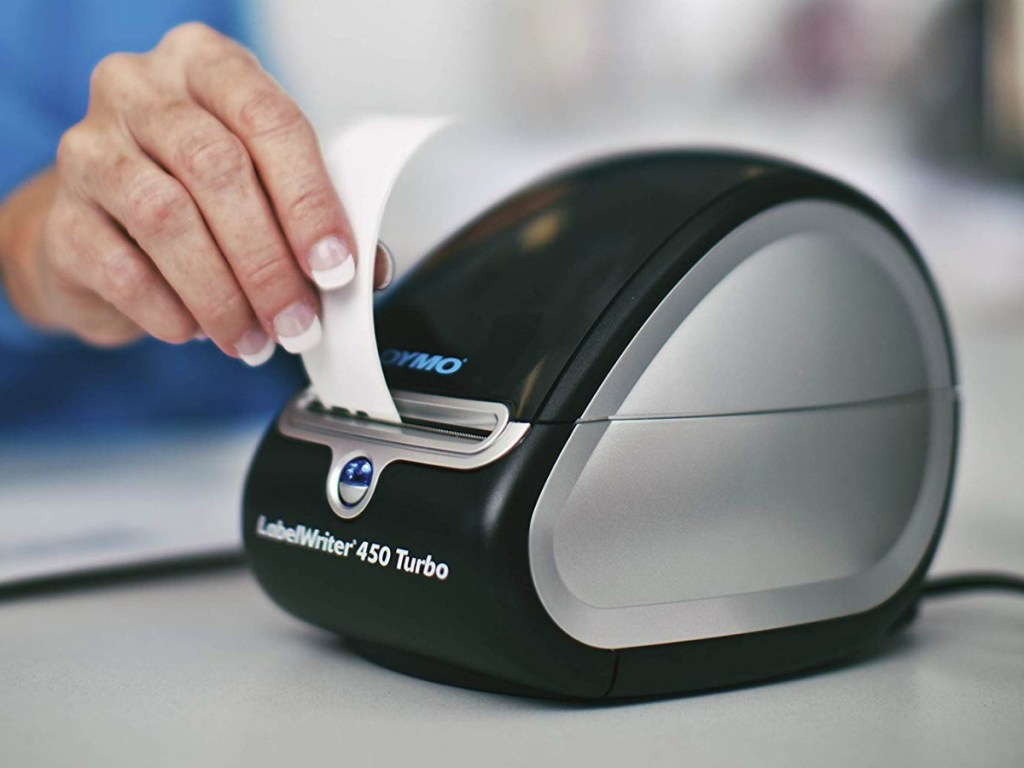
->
[243,152,958,699]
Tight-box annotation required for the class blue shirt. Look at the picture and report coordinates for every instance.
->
[0,0,304,435]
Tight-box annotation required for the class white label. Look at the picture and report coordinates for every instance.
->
[302,116,450,422]
[254,516,450,582]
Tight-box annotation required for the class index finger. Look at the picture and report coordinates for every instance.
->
[184,36,357,290]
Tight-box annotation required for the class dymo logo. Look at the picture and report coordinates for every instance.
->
[380,349,466,375]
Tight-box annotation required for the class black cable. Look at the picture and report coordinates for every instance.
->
[0,551,245,603]
[922,571,1024,598]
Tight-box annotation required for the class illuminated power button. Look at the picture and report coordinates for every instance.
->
[339,457,373,507]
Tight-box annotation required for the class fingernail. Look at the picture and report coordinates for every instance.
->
[376,241,395,290]
[273,301,322,354]
[235,328,275,366]
[193,331,209,342]
[309,236,355,290]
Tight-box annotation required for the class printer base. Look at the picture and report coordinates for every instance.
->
[345,637,572,701]
[345,577,928,702]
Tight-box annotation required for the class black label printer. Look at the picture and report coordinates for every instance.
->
[243,151,958,700]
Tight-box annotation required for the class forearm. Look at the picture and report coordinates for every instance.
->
[0,167,59,330]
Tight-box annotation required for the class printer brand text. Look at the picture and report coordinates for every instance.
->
[254,516,450,581]
[380,348,465,375]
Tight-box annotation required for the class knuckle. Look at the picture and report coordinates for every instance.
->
[125,174,192,239]
[283,181,337,226]
[162,21,217,50]
[174,129,250,191]
[236,88,306,139]
[89,52,137,97]
[55,125,89,174]
[241,251,293,295]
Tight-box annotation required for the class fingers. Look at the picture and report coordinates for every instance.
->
[70,136,273,364]
[57,293,144,348]
[51,196,199,345]
[42,267,145,348]
[35,192,151,347]
[125,96,322,354]
[180,32,358,290]
[51,24,384,361]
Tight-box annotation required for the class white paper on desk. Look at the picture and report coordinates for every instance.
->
[302,116,450,422]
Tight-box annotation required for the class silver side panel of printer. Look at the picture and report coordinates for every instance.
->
[529,201,957,649]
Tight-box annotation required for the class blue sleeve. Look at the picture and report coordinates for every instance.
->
[0,0,257,349]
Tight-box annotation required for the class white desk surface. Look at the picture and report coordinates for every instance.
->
[1,563,1022,767]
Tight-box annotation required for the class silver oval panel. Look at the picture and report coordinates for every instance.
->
[530,201,957,649]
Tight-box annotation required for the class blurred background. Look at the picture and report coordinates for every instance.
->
[2,0,1022,582]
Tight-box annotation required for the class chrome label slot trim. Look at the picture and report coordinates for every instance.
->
[278,388,529,520]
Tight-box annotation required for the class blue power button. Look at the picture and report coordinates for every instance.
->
[339,457,373,507]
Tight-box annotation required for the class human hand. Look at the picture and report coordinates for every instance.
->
[0,22,392,364]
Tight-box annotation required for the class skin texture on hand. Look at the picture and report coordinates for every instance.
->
[0,22,393,365]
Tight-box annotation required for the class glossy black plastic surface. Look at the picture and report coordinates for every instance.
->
[375,152,775,421]
[244,423,616,699]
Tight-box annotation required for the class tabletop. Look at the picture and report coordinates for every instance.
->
[1,559,1022,767]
